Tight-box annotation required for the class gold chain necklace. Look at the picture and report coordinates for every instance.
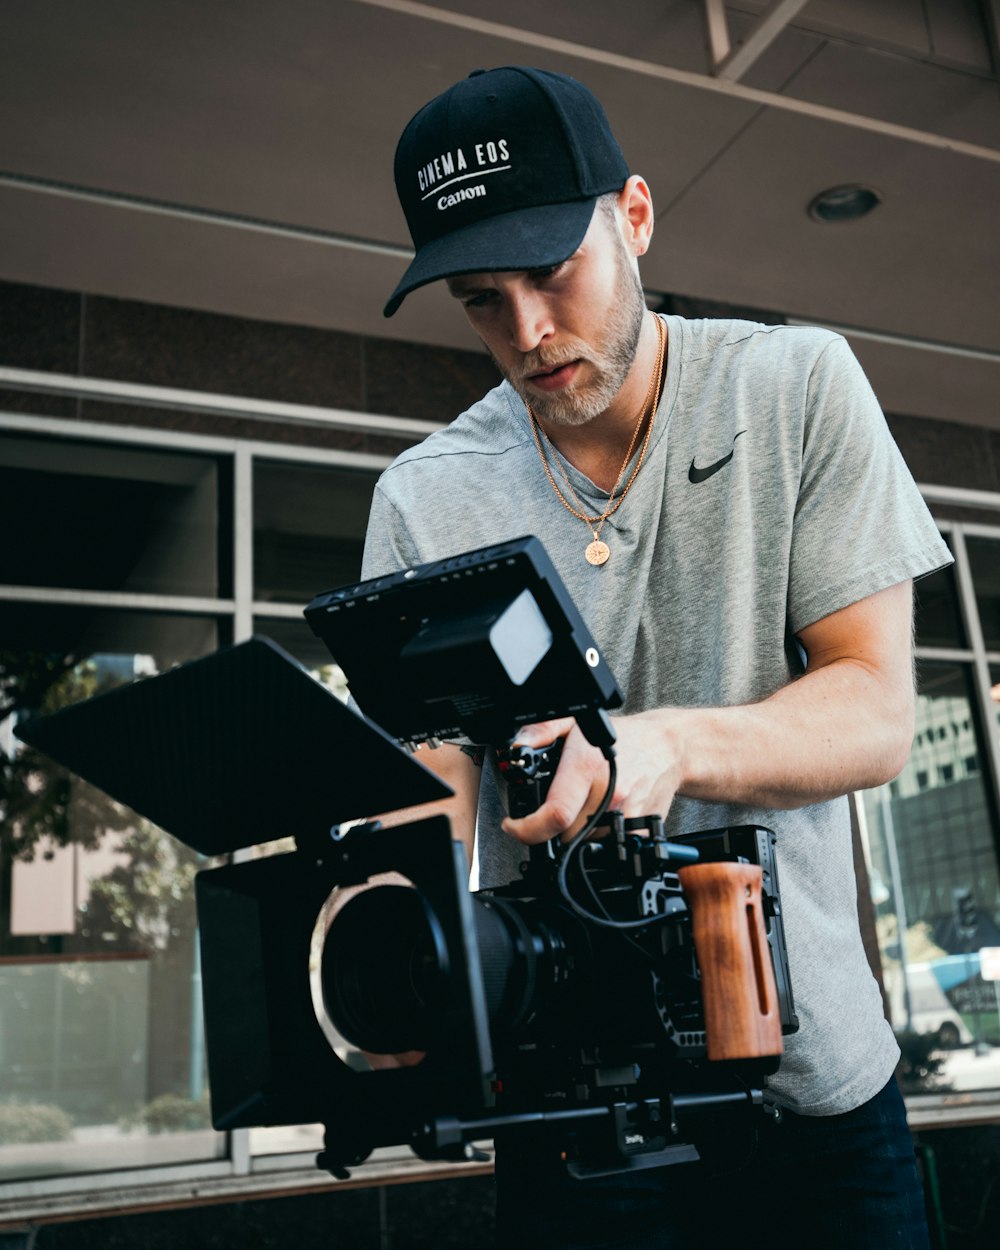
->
[528,314,666,566]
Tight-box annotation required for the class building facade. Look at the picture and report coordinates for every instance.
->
[1,276,999,1246]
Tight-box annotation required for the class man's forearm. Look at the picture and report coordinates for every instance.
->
[649,654,914,811]
[504,580,916,843]
[374,741,481,869]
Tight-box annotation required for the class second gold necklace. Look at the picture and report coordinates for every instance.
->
[528,314,666,566]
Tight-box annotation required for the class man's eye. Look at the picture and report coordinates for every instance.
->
[463,291,496,308]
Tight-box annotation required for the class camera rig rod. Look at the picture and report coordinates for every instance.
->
[408,1085,766,1175]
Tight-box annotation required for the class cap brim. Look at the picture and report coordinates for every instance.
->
[383,198,597,317]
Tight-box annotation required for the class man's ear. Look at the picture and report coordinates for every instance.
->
[617,176,654,257]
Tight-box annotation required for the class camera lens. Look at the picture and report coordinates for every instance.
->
[321,885,450,1054]
[321,886,588,1056]
[473,897,562,1032]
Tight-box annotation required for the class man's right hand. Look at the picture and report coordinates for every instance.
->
[364,1050,427,1070]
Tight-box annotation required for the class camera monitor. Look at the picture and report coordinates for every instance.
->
[304,535,623,749]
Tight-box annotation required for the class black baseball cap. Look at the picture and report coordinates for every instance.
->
[383,66,630,317]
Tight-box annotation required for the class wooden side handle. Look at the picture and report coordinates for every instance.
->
[677,862,783,1061]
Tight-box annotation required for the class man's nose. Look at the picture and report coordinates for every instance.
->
[507,290,554,353]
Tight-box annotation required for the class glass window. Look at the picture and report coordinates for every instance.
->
[913,541,966,649]
[967,536,1000,651]
[253,616,348,700]
[0,433,228,597]
[253,461,379,604]
[859,662,1000,1096]
[253,616,339,675]
[0,607,226,1180]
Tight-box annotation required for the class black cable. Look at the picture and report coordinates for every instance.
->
[554,753,678,935]
[554,753,615,921]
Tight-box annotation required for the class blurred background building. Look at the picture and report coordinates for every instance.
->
[1,2,999,1247]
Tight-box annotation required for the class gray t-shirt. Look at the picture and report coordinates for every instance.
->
[361,315,951,1115]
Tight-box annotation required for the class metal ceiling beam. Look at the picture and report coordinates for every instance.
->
[0,170,413,261]
[704,0,810,81]
[703,0,732,69]
[354,1,1000,165]
[982,0,1000,89]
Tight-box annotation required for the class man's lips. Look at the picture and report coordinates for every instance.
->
[525,360,581,392]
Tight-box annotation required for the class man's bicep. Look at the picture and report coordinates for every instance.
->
[796,579,915,720]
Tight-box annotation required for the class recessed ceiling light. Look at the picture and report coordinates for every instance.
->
[808,185,882,223]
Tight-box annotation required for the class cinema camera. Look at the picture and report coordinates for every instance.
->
[16,536,797,1181]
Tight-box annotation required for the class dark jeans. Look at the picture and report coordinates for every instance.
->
[494,1076,930,1250]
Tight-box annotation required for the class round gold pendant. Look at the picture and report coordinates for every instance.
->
[585,540,610,566]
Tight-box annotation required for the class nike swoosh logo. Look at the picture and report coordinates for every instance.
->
[688,430,747,484]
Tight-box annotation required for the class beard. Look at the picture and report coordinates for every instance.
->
[490,242,648,428]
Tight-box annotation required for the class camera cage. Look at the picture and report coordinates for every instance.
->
[15,536,798,1178]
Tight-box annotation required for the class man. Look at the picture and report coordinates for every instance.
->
[364,65,949,1249]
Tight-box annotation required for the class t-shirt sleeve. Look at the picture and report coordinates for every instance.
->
[787,335,952,634]
[361,481,420,580]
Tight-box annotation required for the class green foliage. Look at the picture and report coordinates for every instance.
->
[78,822,200,953]
[0,652,112,861]
[0,650,92,723]
[0,1101,74,1144]
[122,1092,212,1135]
[1,650,199,956]
[896,1029,951,1092]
